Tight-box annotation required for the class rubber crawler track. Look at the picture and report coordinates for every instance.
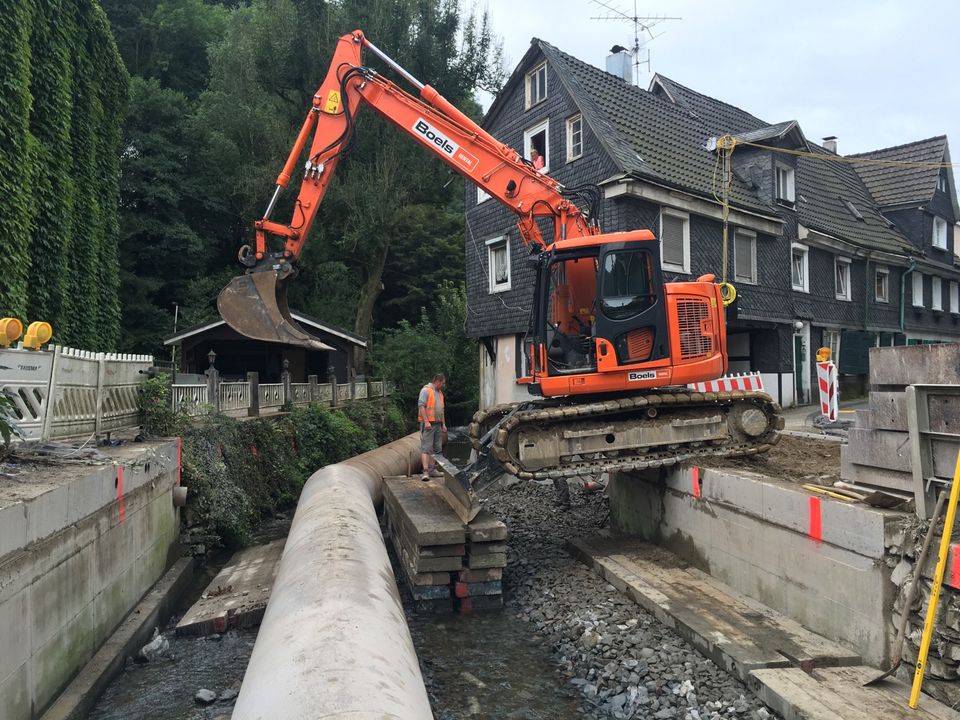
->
[469,390,784,480]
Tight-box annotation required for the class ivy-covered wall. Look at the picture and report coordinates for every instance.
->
[1,0,127,349]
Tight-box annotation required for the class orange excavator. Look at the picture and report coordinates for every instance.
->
[218,30,782,505]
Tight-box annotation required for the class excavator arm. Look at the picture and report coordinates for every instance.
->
[219,30,597,347]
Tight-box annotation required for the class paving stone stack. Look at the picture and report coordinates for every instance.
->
[841,344,960,495]
[456,509,508,610]
[383,476,507,613]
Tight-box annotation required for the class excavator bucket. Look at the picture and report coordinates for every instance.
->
[217,270,332,351]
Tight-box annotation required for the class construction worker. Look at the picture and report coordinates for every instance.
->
[418,373,447,481]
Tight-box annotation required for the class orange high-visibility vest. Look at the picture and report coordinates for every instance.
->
[419,385,444,423]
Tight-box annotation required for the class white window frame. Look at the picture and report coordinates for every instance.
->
[486,236,511,294]
[477,186,490,204]
[933,216,948,249]
[912,272,924,308]
[523,119,550,174]
[659,210,690,274]
[939,173,949,193]
[932,276,943,311]
[733,229,757,284]
[875,266,889,303]
[791,242,809,292]
[525,62,547,109]
[566,114,583,161]
[951,281,959,314]
[835,256,851,301]
[775,163,796,205]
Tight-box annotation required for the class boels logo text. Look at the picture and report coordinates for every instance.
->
[413,118,478,172]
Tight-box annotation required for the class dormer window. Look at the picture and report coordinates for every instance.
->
[938,173,949,193]
[933,216,948,249]
[525,62,547,109]
[775,163,795,205]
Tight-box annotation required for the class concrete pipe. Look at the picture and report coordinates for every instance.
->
[233,433,432,720]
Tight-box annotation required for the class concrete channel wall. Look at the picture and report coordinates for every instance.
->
[0,441,180,720]
[234,433,432,720]
[609,464,904,665]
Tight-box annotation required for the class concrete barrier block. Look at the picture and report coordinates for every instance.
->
[66,466,114,527]
[700,468,766,517]
[0,589,30,685]
[29,542,97,653]
[615,475,892,664]
[25,484,69,546]
[867,391,908,431]
[0,502,27,560]
[869,344,960,386]
[839,453,913,493]
[0,662,30,720]
[30,601,97,714]
[844,427,912,473]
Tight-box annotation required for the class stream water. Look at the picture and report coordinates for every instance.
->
[410,609,582,719]
[85,433,581,719]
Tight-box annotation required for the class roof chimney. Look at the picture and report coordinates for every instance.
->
[606,46,633,84]
[822,136,838,154]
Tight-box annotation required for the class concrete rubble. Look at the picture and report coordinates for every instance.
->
[886,512,960,705]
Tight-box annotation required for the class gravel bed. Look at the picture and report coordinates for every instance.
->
[485,479,777,720]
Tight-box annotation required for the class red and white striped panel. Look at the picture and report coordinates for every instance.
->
[687,372,765,394]
[816,361,838,421]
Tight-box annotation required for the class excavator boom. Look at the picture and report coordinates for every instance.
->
[217,30,783,518]
[218,30,593,348]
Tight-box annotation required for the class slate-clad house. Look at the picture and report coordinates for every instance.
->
[465,39,960,408]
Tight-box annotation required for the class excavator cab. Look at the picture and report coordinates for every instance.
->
[526,232,672,396]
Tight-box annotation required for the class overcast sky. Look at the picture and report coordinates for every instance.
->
[479,0,959,159]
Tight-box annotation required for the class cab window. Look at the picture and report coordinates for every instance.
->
[599,250,656,320]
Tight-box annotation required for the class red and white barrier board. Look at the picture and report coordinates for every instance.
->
[816,361,838,421]
[688,372,765,394]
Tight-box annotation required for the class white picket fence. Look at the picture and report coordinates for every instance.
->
[1,344,153,441]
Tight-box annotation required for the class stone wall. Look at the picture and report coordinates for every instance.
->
[0,441,180,719]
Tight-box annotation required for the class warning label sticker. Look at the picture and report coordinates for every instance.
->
[323,90,341,114]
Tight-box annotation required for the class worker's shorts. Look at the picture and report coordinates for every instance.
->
[420,424,442,454]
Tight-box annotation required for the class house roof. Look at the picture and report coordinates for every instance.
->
[163,311,365,349]
[488,41,922,258]
[796,145,914,255]
[649,74,767,135]
[848,136,949,207]
[483,41,775,216]
[733,120,805,147]
[649,74,913,254]
[532,42,776,215]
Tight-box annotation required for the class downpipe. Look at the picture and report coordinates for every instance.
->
[233,433,432,720]
[900,258,918,335]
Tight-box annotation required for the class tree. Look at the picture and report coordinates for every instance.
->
[0,1,127,349]
[0,0,36,320]
[199,0,504,367]
[103,0,233,353]
[371,281,478,425]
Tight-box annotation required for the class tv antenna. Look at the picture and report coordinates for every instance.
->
[589,0,680,81]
